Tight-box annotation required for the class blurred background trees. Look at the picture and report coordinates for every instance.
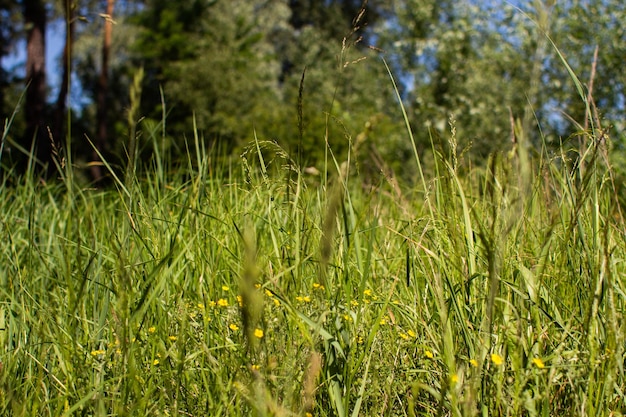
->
[0,0,624,181]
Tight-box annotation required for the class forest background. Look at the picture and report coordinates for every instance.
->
[0,0,625,181]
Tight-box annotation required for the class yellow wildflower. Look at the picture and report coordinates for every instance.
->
[222,285,230,291]
[168,336,177,342]
[254,328,264,339]
[491,354,504,366]
[217,298,228,307]
[148,326,156,334]
[469,359,478,367]
[153,359,160,366]
[229,323,239,331]
[532,357,545,369]
[450,373,459,385]
[424,350,434,359]
[90,349,106,357]
[407,330,416,338]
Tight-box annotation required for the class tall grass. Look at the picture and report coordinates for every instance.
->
[1,63,625,417]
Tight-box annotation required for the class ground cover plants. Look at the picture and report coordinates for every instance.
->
[1,55,625,417]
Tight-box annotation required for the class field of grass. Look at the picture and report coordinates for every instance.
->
[2,60,626,415]
[2,115,625,416]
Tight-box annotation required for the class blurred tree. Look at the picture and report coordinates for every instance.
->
[128,0,398,170]
[51,0,76,151]
[0,0,21,121]
[376,0,624,164]
[92,0,115,181]
[22,0,50,174]
[547,0,625,136]
[156,0,285,145]
[70,0,140,177]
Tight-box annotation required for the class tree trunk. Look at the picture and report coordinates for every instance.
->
[23,0,49,175]
[52,0,75,152]
[92,0,116,182]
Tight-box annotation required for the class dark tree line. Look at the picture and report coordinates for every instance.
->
[0,0,624,182]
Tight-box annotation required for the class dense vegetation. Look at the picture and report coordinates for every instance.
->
[2,55,626,416]
[1,1,625,416]
[0,1,625,178]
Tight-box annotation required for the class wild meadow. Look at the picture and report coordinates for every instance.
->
[1,59,625,417]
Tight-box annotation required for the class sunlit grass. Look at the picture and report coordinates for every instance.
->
[1,53,625,415]
[1,116,624,416]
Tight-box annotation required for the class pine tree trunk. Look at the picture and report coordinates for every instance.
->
[53,0,75,153]
[23,0,48,175]
[92,0,116,182]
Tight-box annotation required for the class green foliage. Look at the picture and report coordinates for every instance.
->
[2,85,626,414]
[125,0,400,168]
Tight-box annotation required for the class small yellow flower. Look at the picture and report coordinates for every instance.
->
[379,318,387,325]
[208,300,216,308]
[197,303,205,310]
[90,349,106,357]
[350,299,359,307]
[363,289,372,297]
[407,330,416,338]
[313,283,325,290]
[168,336,177,342]
[532,357,545,369]
[305,413,313,417]
[254,328,264,339]
[251,364,260,371]
[229,323,239,331]
[469,359,479,367]
[491,354,504,366]
[254,283,261,289]
[236,295,243,307]
[153,359,160,366]
[148,326,156,334]
[217,298,228,307]
[273,298,280,306]
[264,289,274,297]
[449,373,459,385]
[296,295,311,303]
[399,333,409,340]
[221,285,230,291]
[424,350,434,359]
